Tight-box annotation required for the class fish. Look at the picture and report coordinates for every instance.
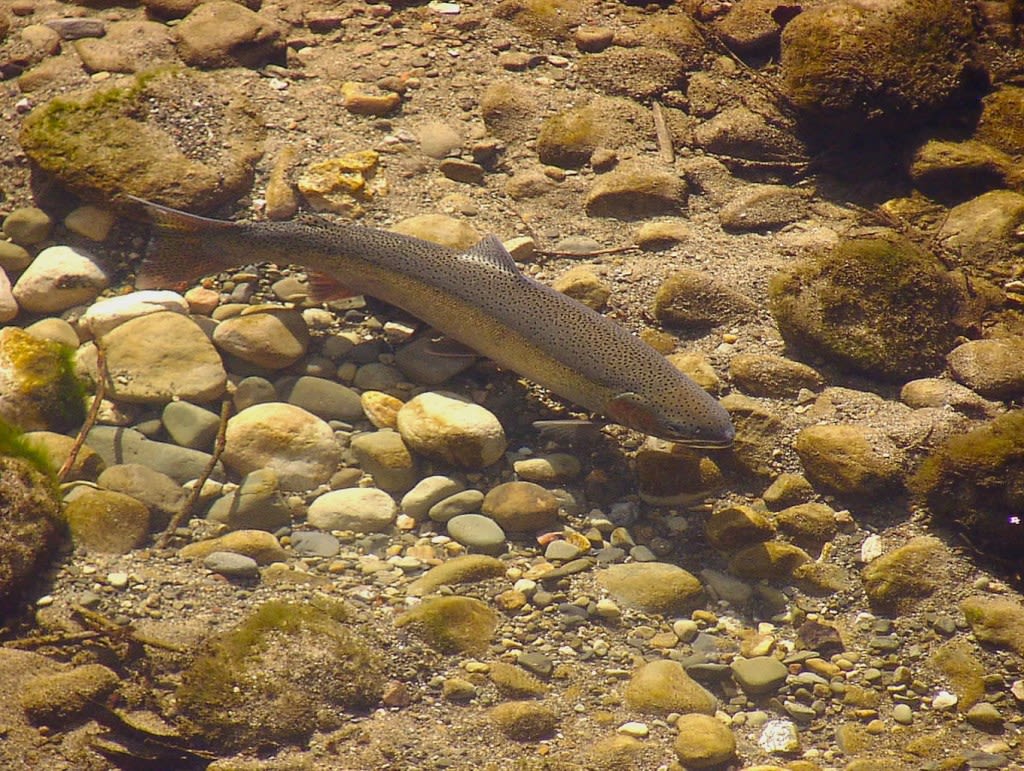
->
[129,197,735,448]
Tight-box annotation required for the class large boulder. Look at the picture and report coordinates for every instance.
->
[18,68,263,211]
[780,0,976,135]
[768,231,976,381]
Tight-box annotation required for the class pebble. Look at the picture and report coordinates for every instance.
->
[233,376,277,411]
[203,551,259,579]
[544,539,582,562]
[175,0,285,68]
[597,562,704,615]
[107,571,129,589]
[397,391,507,469]
[179,529,288,565]
[96,463,185,531]
[212,308,309,369]
[223,403,341,491]
[892,703,914,724]
[401,475,465,519]
[446,513,506,555]
[64,204,115,241]
[96,311,227,404]
[2,206,52,245]
[730,656,789,695]
[349,430,418,494]
[757,719,801,754]
[406,554,505,596]
[428,489,485,523]
[289,530,341,557]
[625,659,716,715]
[513,453,582,483]
[206,468,292,532]
[0,241,32,273]
[481,481,559,532]
[932,690,958,710]
[617,721,648,738]
[81,290,189,338]
[278,376,364,421]
[307,487,397,533]
[162,400,220,450]
[0,269,17,322]
[947,338,1024,399]
[85,425,220,485]
[12,245,109,313]
[63,489,151,554]
[361,390,404,428]
[390,214,480,249]
[673,713,736,767]
[418,121,463,159]
[516,652,554,677]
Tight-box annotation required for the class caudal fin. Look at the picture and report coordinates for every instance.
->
[129,196,237,291]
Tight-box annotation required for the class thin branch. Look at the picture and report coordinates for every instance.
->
[156,395,232,549]
[652,101,675,165]
[58,345,107,483]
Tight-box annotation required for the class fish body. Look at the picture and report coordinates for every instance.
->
[132,199,734,448]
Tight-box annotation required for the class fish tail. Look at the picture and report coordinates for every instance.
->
[129,196,239,291]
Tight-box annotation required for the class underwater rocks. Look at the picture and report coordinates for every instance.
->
[768,231,979,381]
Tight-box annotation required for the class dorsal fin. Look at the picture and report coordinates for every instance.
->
[459,235,520,274]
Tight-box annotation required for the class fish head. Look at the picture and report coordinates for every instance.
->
[606,390,735,449]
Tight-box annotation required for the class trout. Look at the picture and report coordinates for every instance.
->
[131,198,735,448]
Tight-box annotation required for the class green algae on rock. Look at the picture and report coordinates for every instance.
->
[779,0,976,135]
[0,327,85,433]
[17,68,263,211]
[176,599,385,751]
[768,232,974,381]
[395,595,497,655]
[910,410,1024,560]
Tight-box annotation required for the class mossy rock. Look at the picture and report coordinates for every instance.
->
[767,231,972,381]
[0,455,61,616]
[909,410,1024,560]
[493,0,584,40]
[0,328,85,433]
[536,97,653,169]
[395,595,497,655]
[20,664,119,725]
[779,0,976,135]
[17,67,264,211]
[975,86,1024,156]
[489,700,559,740]
[176,599,385,751]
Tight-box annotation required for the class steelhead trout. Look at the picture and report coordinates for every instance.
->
[132,198,735,448]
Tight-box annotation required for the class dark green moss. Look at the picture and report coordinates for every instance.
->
[910,411,1024,560]
[176,599,385,751]
[768,233,971,380]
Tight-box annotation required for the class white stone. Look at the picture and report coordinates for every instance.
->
[758,719,800,754]
[12,244,109,313]
[83,290,189,338]
[224,403,341,491]
[617,721,649,738]
[932,690,958,710]
[307,487,397,533]
[396,391,507,469]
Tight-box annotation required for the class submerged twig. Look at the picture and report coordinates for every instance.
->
[156,395,232,549]
[652,101,675,165]
[58,345,107,484]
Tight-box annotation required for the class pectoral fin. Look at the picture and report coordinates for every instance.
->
[605,392,663,436]
[307,271,359,302]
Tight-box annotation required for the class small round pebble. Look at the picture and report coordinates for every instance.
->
[447,513,507,555]
[203,551,260,579]
[892,703,913,724]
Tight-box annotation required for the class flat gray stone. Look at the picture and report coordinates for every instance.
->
[202,550,259,579]
[446,514,506,555]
